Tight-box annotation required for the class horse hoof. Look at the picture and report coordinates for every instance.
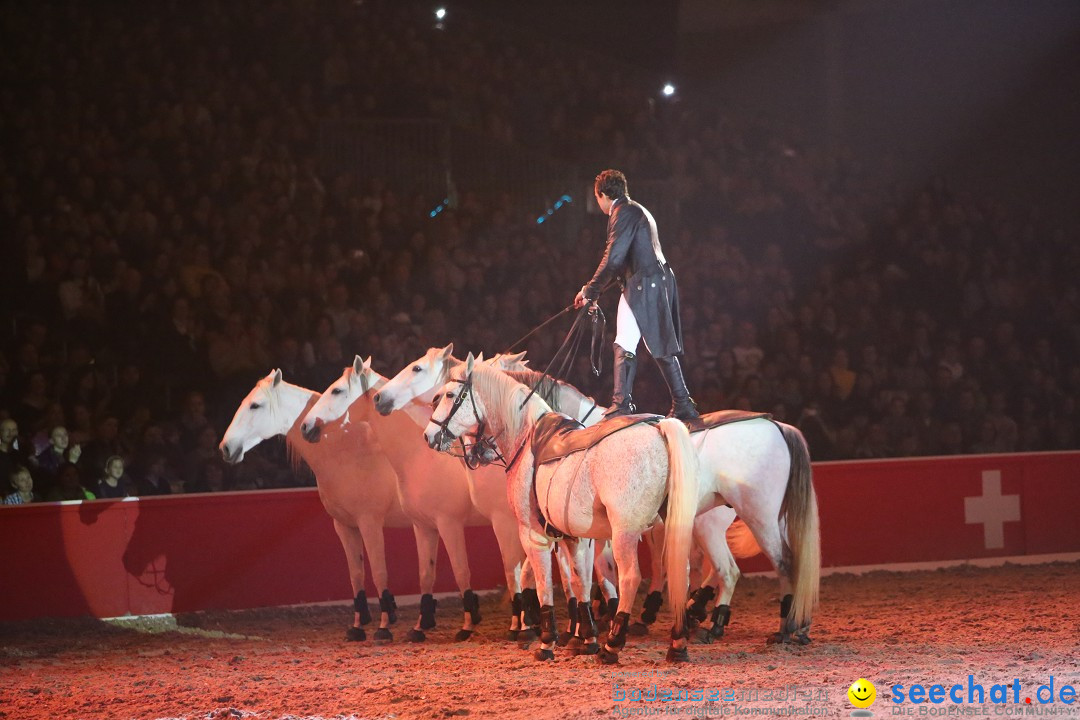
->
[666,646,690,663]
[768,632,807,645]
[571,641,600,656]
[517,628,538,642]
[556,630,574,647]
[596,648,620,665]
[534,648,555,662]
[627,622,649,636]
[373,628,393,645]
[407,629,426,643]
[697,626,724,644]
[345,626,366,642]
[454,629,474,642]
[505,630,520,641]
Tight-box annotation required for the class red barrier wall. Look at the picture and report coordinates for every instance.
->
[1,452,1077,622]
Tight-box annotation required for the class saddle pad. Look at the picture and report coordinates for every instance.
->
[693,409,771,433]
[532,412,661,466]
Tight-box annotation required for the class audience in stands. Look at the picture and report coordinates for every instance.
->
[1,0,1077,501]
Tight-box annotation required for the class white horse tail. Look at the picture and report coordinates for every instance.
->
[657,418,699,638]
[778,423,820,630]
[726,518,763,559]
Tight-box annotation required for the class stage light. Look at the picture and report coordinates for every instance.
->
[435,7,446,20]
[662,83,676,97]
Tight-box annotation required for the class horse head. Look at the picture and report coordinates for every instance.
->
[373,343,456,416]
[220,369,290,463]
[425,352,483,453]
[301,355,377,442]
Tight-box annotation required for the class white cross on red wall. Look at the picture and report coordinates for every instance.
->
[964,469,1021,549]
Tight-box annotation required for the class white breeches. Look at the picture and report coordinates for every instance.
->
[614,294,645,354]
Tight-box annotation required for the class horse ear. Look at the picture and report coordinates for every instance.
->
[465,352,476,375]
[475,352,485,364]
[513,351,528,364]
[362,356,373,371]
[440,343,454,360]
[352,355,364,375]
[272,369,282,387]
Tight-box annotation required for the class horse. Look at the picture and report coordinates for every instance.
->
[502,369,751,643]
[425,354,700,663]
[504,367,821,645]
[299,354,538,642]
[219,369,407,643]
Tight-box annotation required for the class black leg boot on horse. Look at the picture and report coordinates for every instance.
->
[603,346,637,419]
[534,605,557,661]
[346,590,371,641]
[566,601,600,656]
[373,589,396,644]
[597,610,631,664]
[655,355,703,429]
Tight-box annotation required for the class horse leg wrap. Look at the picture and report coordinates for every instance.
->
[539,605,557,645]
[558,598,578,646]
[379,589,397,624]
[779,593,793,619]
[353,590,372,626]
[511,592,523,618]
[708,604,731,637]
[463,589,482,625]
[419,593,438,631]
[605,611,631,650]
[521,588,540,627]
[686,586,714,625]
[577,602,598,641]
[641,590,664,625]
[606,597,619,621]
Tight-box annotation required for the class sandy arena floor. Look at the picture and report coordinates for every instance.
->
[1,561,1078,720]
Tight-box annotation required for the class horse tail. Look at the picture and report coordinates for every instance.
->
[778,422,820,630]
[657,418,699,639]
[726,518,762,559]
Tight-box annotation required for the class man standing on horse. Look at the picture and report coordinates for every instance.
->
[574,169,702,426]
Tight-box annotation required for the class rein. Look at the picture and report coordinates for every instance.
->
[502,282,617,412]
[518,304,606,411]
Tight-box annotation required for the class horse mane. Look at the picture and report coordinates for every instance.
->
[260,378,317,476]
[468,363,552,442]
[501,369,579,414]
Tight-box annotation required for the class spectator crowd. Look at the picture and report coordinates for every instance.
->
[2,0,1078,503]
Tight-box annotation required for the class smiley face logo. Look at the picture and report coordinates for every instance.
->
[848,679,877,708]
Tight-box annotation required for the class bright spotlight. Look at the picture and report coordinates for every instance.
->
[662,83,676,97]
[435,7,446,20]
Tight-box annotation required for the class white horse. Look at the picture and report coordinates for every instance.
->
[425,355,700,663]
[219,370,407,642]
[300,355,537,641]
[506,366,821,645]
[502,369,752,643]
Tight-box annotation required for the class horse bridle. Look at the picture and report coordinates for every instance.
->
[430,374,528,472]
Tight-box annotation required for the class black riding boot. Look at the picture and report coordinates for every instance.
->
[655,355,702,427]
[603,345,637,418]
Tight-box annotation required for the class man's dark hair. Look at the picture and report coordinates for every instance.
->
[594,169,628,200]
